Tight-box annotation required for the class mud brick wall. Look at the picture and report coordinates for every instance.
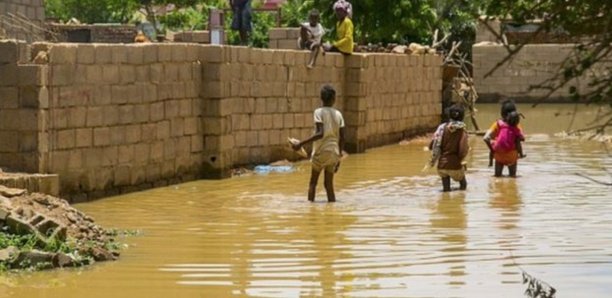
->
[0,40,47,173]
[0,0,45,40]
[42,43,202,200]
[199,46,346,176]
[268,28,300,49]
[473,44,610,102]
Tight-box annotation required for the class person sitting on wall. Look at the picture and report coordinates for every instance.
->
[229,0,252,45]
[298,9,326,68]
[323,0,354,55]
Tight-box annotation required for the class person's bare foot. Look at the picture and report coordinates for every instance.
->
[307,64,314,69]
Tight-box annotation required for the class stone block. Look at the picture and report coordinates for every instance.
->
[172,44,187,62]
[127,45,144,64]
[191,135,203,152]
[48,44,77,65]
[269,28,287,39]
[278,40,297,50]
[158,44,173,62]
[0,87,19,109]
[171,118,185,137]
[114,165,131,186]
[56,129,75,149]
[101,65,120,84]
[142,44,158,63]
[184,117,199,135]
[75,128,92,148]
[93,127,110,147]
[0,131,19,152]
[18,65,46,86]
[0,64,19,87]
[76,45,95,64]
[0,40,18,63]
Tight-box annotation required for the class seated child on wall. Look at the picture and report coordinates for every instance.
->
[429,104,469,192]
[483,100,526,177]
[292,84,345,202]
[299,9,326,68]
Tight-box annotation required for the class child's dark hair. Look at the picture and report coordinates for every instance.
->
[506,111,520,127]
[501,99,517,118]
[320,84,336,103]
[309,9,320,17]
[448,104,465,121]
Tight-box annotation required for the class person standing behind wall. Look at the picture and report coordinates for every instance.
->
[229,0,252,45]
[323,0,354,55]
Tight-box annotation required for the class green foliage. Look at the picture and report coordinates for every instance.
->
[45,0,139,23]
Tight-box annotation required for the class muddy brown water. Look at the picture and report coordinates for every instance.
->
[1,104,611,298]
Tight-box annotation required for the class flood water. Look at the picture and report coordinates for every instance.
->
[1,104,611,298]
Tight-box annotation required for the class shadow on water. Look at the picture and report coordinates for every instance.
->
[1,104,612,298]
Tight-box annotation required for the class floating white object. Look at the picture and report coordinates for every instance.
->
[287,137,308,158]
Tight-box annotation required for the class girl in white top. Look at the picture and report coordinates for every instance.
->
[299,9,326,68]
[292,85,345,202]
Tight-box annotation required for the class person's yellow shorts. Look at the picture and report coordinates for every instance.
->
[311,151,340,173]
[437,169,465,181]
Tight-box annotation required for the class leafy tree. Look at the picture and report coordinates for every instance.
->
[46,0,139,23]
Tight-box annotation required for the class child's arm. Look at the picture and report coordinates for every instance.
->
[335,126,346,173]
[292,123,323,150]
[483,138,494,167]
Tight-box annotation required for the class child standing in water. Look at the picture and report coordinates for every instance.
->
[292,85,345,202]
[484,100,526,177]
[430,104,469,192]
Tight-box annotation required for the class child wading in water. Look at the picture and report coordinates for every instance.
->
[484,100,526,177]
[292,85,345,202]
[429,104,469,192]
[299,9,325,68]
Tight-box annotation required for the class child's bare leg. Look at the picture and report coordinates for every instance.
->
[323,169,336,202]
[509,164,517,177]
[459,178,467,190]
[307,43,320,68]
[442,176,451,192]
[308,169,321,202]
[494,161,503,177]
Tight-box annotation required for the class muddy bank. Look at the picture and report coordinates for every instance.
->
[0,186,120,271]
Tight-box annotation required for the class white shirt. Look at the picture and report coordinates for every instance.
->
[302,22,325,43]
[312,107,345,156]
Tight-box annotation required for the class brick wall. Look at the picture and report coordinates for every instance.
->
[0,41,443,200]
[0,0,45,41]
[473,44,609,102]
[47,24,138,43]
[0,40,47,173]
[268,28,300,49]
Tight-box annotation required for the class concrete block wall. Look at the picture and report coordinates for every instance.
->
[1,40,443,199]
[0,0,45,40]
[472,44,609,102]
[174,30,211,44]
[268,28,300,49]
[199,46,347,177]
[0,40,47,173]
[42,43,202,200]
[344,54,443,151]
[47,24,138,43]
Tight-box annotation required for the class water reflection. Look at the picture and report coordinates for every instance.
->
[3,104,612,298]
[430,192,467,284]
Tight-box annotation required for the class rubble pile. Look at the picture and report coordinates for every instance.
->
[0,186,120,271]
